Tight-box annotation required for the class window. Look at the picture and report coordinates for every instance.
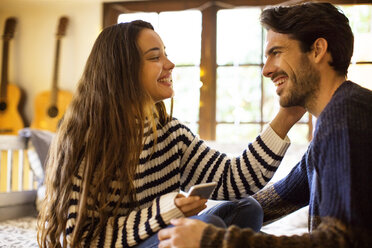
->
[339,5,372,90]
[104,0,372,145]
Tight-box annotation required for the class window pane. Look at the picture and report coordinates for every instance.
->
[216,124,261,143]
[217,66,261,123]
[338,5,372,62]
[164,66,201,124]
[287,124,310,146]
[217,8,262,65]
[118,12,159,29]
[263,76,278,122]
[348,64,372,90]
[158,10,201,66]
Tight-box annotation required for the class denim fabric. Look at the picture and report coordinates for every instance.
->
[135,197,262,248]
[202,196,263,232]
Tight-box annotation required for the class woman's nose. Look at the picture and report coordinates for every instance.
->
[165,57,175,71]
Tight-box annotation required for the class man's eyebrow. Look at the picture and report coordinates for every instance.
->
[144,47,160,55]
[265,46,283,57]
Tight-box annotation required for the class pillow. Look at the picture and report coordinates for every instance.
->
[19,128,55,212]
[19,128,55,170]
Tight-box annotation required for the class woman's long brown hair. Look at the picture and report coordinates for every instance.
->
[37,20,171,247]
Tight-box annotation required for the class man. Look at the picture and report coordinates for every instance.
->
[158,2,372,247]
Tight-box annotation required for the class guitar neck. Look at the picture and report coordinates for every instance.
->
[0,40,9,99]
[49,16,68,107]
[1,17,16,101]
[50,38,62,106]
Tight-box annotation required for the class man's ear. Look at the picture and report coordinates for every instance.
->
[312,38,328,63]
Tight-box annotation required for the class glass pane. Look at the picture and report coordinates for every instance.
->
[158,10,201,66]
[216,124,261,143]
[117,12,159,29]
[287,123,310,146]
[217,8,262,65]
[338,5,372,62]
[263,76,278,122]
[164,66,201,124]
[348,64,372,90]
[217,66,261,123]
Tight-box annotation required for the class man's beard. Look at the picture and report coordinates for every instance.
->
[280,55,320,108]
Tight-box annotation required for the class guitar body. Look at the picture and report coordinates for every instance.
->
[0,17,24,135]
[0,84,24,135]
[31,90,73,132]
[31,17,72,132]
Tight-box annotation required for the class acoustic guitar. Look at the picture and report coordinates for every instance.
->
[0,17,24,135]
[31,16,73,132]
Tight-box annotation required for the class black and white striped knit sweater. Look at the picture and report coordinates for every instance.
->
[66,118,290,247]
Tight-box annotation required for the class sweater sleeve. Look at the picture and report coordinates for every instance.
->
[253,153,310,224]
[66,174,184,247]
[179,124,290,200]
[200,216,370,248]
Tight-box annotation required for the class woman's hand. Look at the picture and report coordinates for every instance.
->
[270,106,307,139]
[174,194,208,217]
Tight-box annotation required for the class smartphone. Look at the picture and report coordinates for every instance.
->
[187,182,217,199]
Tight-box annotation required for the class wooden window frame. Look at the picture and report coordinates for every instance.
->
[103,0,371,140]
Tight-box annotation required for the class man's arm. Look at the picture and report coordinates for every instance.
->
[254,155,310,224]
[158,216,360,248]
[201,217,355,248]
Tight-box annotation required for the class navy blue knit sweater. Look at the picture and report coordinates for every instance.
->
[202,81,372,247]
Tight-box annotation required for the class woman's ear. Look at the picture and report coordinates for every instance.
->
[312,38,328,63]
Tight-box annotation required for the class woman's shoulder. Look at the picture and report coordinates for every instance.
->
[164,117,193,132]
[155,117,197,142]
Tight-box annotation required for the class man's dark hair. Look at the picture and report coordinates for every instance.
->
[260,2,354,76]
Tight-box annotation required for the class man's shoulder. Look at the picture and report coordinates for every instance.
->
[316,81,372,134]
[335,81,372,102]
[326,81,372,113]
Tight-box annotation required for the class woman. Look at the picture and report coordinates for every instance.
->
[38,20,304,247]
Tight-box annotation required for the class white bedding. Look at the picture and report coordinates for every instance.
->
[0,217,38,248]
[0,209,307,248]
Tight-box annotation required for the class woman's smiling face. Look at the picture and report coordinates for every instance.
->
[137,28,175,103]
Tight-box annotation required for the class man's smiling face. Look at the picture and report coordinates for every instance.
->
[262,30,320,108]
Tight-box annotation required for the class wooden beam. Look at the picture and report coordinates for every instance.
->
[103,3,123,28]
[104,0,372,14]
[198,5,218,140]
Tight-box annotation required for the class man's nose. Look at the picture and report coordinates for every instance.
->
[262,59,274,78]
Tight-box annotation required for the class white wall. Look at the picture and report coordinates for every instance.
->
[0,0,102,124]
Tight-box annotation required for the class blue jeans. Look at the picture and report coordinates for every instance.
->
[135,197,263,248]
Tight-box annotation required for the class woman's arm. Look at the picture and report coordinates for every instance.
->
[178,106,305,200]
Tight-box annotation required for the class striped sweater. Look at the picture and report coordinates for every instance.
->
[66,119,290,247]
[201,82,372,247]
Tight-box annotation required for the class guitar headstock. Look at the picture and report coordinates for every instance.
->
[57,16,69,38]
[3,17,17,41]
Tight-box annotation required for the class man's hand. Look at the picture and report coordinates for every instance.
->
[158,218,208,248]
[175,194,207,217]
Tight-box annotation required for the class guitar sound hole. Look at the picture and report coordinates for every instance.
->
[47,105,59,118]
[0,101,7,111]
